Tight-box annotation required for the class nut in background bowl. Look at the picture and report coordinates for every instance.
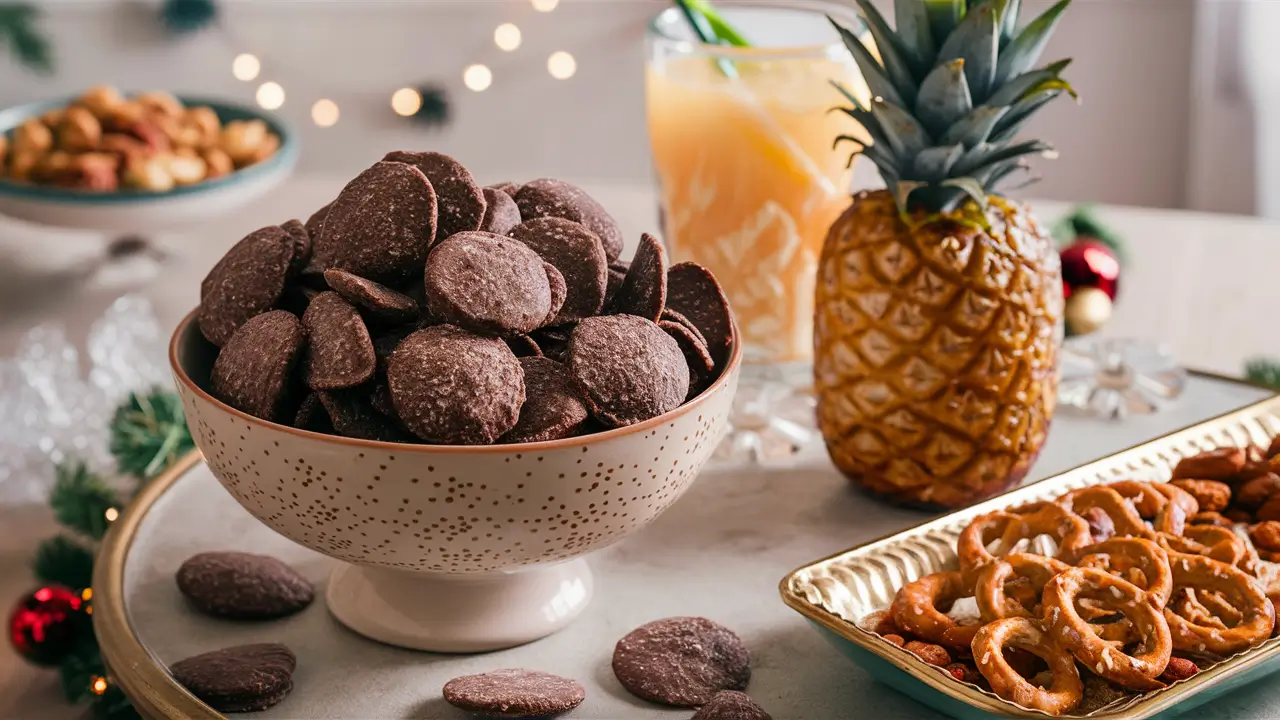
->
[0,95,297,234]
[170,309,741,651]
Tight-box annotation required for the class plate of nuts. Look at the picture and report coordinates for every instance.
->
[0,86,297,233]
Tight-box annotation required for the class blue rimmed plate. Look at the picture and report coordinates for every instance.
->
[0,95,298,233]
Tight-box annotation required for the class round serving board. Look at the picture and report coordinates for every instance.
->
[93,372,1276,719]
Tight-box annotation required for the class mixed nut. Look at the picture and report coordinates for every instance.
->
[0,85,281,192]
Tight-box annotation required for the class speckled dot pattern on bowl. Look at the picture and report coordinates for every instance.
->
[172,314,738,575]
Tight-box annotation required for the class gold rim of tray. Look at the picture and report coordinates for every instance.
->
[92,451,225,720]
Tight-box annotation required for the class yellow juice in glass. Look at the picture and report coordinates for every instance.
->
[647,51,868,365]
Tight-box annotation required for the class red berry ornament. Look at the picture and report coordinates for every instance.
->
[8,585,88,667]
[1061,239,1120,301]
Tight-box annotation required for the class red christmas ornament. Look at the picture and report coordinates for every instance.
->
[8,585,89,667]
[1061,238,1120,301]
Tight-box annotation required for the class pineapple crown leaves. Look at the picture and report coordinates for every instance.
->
[830,0,1077,215]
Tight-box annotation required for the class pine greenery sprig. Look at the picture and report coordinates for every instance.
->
[1246,358,1280,390]
[158,0,218,36]
[29,388,190,716]
[1052,204,1127,265]
[109,389,193,481]
[33,535,96,589]
[50,463,121,541]
[59,639,104,704]
[0,3,53,73]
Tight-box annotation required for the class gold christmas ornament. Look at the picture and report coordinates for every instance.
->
[1065,287,1112,336]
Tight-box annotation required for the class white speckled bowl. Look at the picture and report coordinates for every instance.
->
[170,311,740,652]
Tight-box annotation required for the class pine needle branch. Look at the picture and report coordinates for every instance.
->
[1052,204,1127,265]
[0,3,53,73]
[50,462,120,541]
[33,535,96,589]
[1246,357,1280,390]
[109,389,193,482]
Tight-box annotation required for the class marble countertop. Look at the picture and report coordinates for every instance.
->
[114,373,1274,719]
[4,177,1280,718]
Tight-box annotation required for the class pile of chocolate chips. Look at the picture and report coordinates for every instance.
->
[198,152,732,445]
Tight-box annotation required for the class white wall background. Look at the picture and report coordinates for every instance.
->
[0,0,1248,212]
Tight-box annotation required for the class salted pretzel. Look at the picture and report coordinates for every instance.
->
[872,475,1280,716]
[972,617,1084,715]
[1059,487,1155,540]
[976,554,1071,623]
[1101,481,1168,519]
[1164,553,1275,655]
[1168,589,1244,630]
[1159,525,1247,568]
[1075,538,1174,609]
[1152,483,1200,535]
[889,571,982,649]
[958,505,1091,584]
[1043,567,1172,691]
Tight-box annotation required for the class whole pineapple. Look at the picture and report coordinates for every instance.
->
[816,0,1073,508]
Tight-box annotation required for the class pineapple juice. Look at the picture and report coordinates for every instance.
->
[646,54,868,365]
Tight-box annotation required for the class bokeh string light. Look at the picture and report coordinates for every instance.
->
[547,51,576,80]
[214,1,569,127]
[494,23,522,52]
[463,64,494,92]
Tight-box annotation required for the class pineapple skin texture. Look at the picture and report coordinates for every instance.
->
[814,190,1063,509]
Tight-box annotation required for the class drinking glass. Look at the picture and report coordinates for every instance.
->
[646,1,868,461]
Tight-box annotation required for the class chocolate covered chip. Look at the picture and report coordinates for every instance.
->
[279,219,312,275]
[543,262,567,326]
[530,326,570,362]
[199,226,295,346]
[170,643,296,713]
[487,181,520,197]
[660,319,715,401]
[308,160,438,283]
[604,265,626,309]
[383,150,485,241]
[210,311,304,423]
[611,232,667,321]
[443,669,586,719]
[387,325,524,444]
[370,381,397,419]
[176,551,314,620]
[514,178,624,262]
[661,308,708,350]
[612,617,750,708]
[506,335,542,358]
[568,315,688,427]
[294,392,333,433]
[301,291,376,390]
[692,691,772,720]
[503,357,589,444]
[425,232,554,337]
[372,326,415,372]
[509,217,607,325]
[666,262,733,367]
[318,386,410,442]
[322,269,419,325]
[304,200,332,239]
[480,187,522,235]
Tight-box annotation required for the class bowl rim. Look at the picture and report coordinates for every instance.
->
[0,94,299,205]
[170,307,743,453]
